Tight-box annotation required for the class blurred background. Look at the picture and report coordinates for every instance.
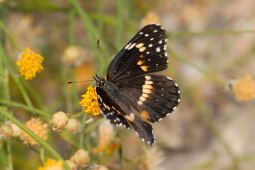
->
[0,0,255,170]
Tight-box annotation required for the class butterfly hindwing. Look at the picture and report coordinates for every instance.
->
[118,74,180,122]
[107,24,168,82]
[96,82,155,145]
[125,112,154,145]
[96,87,130,129]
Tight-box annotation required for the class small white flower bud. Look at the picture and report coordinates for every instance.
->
[50,111,69,132]
[66,119,81,134]
[70,149,90,167]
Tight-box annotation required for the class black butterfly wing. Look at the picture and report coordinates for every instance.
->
[118,74,180,123]
[96,24,180,145]
[96,84,155,145]
[107,24,168,82]
[96,87,130,129]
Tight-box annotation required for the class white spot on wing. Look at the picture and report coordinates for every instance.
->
[145,76,151,80]
[128,43,136,50]
[125,43,131,49]
[156,47,161,52]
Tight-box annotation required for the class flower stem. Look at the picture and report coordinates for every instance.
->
[67,0,99,48]
[168,46,227,86]
[6,141,13,170]
[0,99,50,120]
[0,19,20,51]
[0,107,70,170]
[187,88,240,169]
[170,29,255,39]
[11,73,33,107]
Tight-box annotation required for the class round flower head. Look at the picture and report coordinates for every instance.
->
[70,149,90,168]
[20,118,48,146]
[0,121,13,140]
[0,121,22,140]
[79,86,101,116]
[62,45,85,66]
[97,120,116,153]
[16,48,44,80]
[38,158,64,170]
[91,165,109,170]
[232,75,255,102]
[65,160,78,170]
[65,119,81,134]
[50,111,69,132]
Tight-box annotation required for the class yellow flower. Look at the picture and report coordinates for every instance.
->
[141,12,160,27]
[232,75,255,102]
[20,118,48,146]
[16,48,44,80]
[38,158,64,170]
[79,86,101,116]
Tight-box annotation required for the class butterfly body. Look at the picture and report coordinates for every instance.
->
[95,24,180,145]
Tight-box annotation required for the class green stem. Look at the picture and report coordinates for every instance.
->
[6,141,13,170]
[40,148,45,163]
[68,9,76,45]
[170,29,255,39]
[0,19,20,51]
[0,15,13,169]
[69,111,84,119]
[0,107,70,170]
[188,88,240,170]
[67,0,99,47]
[168,46,227,86]
[11,73,33,107]
[0,99,50,120]
[115,0,125,49]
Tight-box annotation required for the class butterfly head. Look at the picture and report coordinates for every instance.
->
[94,75,105,87]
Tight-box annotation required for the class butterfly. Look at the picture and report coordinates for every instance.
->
[95,24,180,145]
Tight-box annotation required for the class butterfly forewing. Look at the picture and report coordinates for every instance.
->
[107,24,168,83]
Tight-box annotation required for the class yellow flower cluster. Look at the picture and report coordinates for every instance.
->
[16,48,44,80]
[79,86,101,116]
[20,118,48,146]
[38,159,64,170]
[232,75,255,102]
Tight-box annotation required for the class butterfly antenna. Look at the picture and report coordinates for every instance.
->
[67,80,93,84]
[96,39,103,76]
